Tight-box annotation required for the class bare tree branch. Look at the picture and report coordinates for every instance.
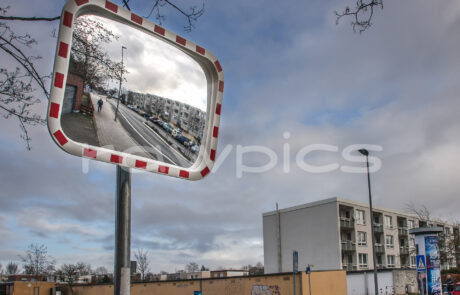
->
[122,0,131,11]
[144,0,205,32]
[335,0,383,33]
[0,1,206,149]
[404,201,431,221]
[0,16,60,22]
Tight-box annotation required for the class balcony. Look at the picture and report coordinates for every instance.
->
[398,227,408,236]
[340,218,355,230]
[342,264,358,271]
[374,224,384,233]
[341,240,356,252]
[375,244,385,254]
[400,246,410,255]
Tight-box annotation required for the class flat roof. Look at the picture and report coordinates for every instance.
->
[262,197,338,217]
[263,197,454,226]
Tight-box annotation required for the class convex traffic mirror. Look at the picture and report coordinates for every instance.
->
[47,0,224,180]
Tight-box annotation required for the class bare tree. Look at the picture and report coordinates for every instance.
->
[335,0,383,33]
[0,11,48,149]
[58,264,79,283]
[405,201,431,222]
[134,248,150,280]
[19,243,55,278]
[200,265,209,271]
[185,262,199,273]
[143,0,204,32]
[405,203,460,269]
[70,16,127,90]
[94,266,108,275]
[0,263,3,274]
[6,262,19,274]
[0,1,205,148]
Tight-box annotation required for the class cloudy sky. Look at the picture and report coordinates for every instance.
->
[85,14,207,111]
[1,0,460,273]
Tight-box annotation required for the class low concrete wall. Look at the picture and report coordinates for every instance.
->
[69,270,346,295]
[4,281,55,295]
[347,269,418,295]
[347,271,393,295]
[392,270,417,294]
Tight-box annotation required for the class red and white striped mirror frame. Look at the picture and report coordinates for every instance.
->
[47,0,224,180]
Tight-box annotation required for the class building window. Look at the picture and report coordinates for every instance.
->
[408,220,414,229]
[387,255,395,267]
[386,235,394,248]
[358,232,367,246]
[356,210,366,225]
[384,215,393,228]
[373,214,380,224]
[410,238,415,248]
[359,254,368,268]
[411,256,416,266]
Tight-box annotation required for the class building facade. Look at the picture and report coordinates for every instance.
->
[129,90,206,142]
[263,197,459,274]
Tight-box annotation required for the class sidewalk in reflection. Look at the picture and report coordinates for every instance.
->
[91,93,151,159]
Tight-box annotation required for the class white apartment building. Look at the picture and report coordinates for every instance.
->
[263,197,459,274]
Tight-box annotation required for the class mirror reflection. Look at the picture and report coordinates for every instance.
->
[60,14,207,168]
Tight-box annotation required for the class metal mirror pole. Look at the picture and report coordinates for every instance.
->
[114,165,131,295]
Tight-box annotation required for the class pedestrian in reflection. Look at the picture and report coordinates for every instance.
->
[445,275,454,294]
[97,97,103,112]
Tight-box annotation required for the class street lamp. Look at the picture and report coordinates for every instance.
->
[359,148,379,295]
[115,45,127,121]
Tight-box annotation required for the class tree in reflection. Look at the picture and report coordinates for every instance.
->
[0,1,205,149]
[70,16,127,90]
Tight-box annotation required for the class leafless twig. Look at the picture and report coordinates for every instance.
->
[144,0,205,32]
[335,0,383,33]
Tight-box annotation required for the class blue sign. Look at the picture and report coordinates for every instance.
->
[194,292,202,295]
[425,236,440,269]
[293,251,298,272]
[305,266,311,274]
[425,236,441,295]
[427,268,441,294]
[416,255,426,272]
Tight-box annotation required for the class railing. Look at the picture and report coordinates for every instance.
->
[341,240,356,252]
[80,104,94,116]
[398,227,408,236]
[375,244,385,253]
[340,218,355,229]
[400,246,410,255]
[374,224,384,233]
[342,264,358,271]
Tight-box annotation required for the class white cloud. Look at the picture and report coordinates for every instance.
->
[82,15,207,111]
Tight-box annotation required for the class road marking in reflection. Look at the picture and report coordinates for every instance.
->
[141,121,192,164]
[112,102,180,166]
[114,101,192,165]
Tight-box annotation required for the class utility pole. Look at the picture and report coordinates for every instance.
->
[359,149,378,295]
[115,46,126,121]
[277,203,282,273]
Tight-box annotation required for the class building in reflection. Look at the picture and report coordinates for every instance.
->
[128,90,205,142]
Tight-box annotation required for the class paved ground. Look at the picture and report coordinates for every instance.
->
[91,93,151,159]
[61,112,99,146]
[106,98,192,167]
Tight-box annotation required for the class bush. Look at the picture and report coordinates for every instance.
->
[442,268,459,275]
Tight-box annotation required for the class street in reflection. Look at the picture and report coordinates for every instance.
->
[60,14,207,168]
